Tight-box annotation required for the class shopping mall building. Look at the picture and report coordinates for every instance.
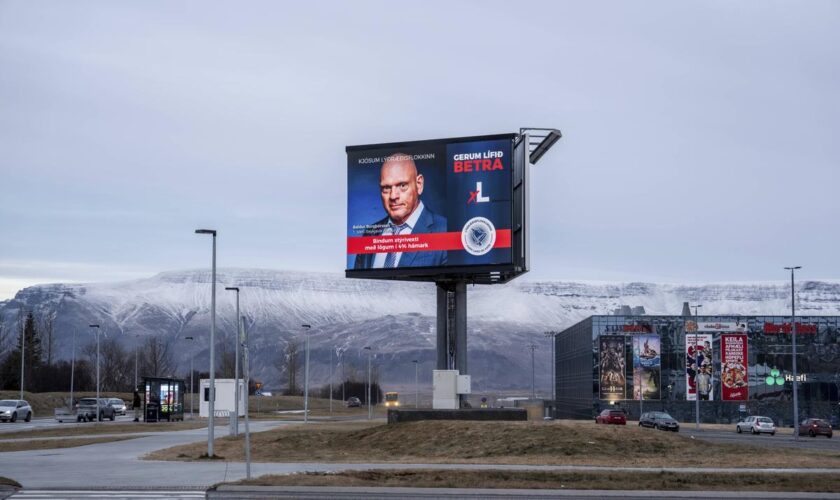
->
[554,312,840,426]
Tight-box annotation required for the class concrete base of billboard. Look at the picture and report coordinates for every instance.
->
[387,408,527,424]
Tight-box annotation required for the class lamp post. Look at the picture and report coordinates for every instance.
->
[19,315,26,401]
[241,315,251,479]
[364,346,372,420]
[184,336,195,418]
[529,342,537,399]
[225,286,241,436]
[785,266,802,440]
[89,324,101,421]
[302,324,311,424]
[413,360,419,408]
[195,228,217,457]
[329,347,333,414]
[133,334,139,391]
[691,304,702,430]
[69,328,77,409]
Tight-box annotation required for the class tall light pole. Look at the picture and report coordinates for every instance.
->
[529,342,537,399]
[19,315,26,401]
[785,266,802,440]
[413,360,419,408]
[184,336,195,419]
[69,328,77,409]
[195,228,217,457]
[225,286,241,436]
[302,324,311,424]
[364,346,372,420]
[89,324,101,421]
[241,315,251,479]
[691,304,702,430]
[134,334,139,391]
[329,347,333,414]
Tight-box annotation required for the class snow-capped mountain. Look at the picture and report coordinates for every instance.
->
[1,269,838,391]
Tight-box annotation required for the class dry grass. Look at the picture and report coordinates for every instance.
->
[230,469,840,492]
[0,436,136,452]
[4,420,206,439]
[147,419,840,468]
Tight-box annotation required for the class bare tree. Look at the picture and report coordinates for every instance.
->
[83,336,131,392]
[140,335,174,378]
[280,339,301,396]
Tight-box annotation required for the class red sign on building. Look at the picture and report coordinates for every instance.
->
[721,334,748,401]
[763,322,817,334]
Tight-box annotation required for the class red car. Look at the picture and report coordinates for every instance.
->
[595,409,627,425]
[799,418,833,438]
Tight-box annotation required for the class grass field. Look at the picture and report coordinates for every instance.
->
[228,469,840,492]
[147,419,840,468]
[0,435,137,452]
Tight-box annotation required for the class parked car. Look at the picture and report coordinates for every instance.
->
[799,418,833,438]
[346,397,362,408]
[0,400,32,423]
[736,416,776,435]
[639,411,680,432]
[595,409,626,425]
[76,398,116,422]
[107,398,127,416]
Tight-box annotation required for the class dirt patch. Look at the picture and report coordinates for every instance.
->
[228,469,840,492]
[6,420,206,439]
[146,419,840,468]
[0,436,137,452]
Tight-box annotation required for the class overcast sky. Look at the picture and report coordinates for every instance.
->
[1,1,838,299]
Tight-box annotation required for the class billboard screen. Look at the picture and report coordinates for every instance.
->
[346,134,521,280]
[632,334,661,400]
[686,333,714,401]
[721,334,748,401]
[599,335,626,400]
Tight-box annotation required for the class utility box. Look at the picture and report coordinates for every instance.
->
[433,370,458,409]
[457,375,471,394]
[199,378,246,418]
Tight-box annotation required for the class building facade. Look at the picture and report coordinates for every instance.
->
[555,315,840,426]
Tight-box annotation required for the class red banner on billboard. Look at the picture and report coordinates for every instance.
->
[763,322,817,334]
[347,229,511,255]
[721,334,748,401]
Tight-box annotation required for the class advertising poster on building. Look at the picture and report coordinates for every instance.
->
[686,333,713,401]
[721,334,748,401]
[599,335,626,400]
[346,136,514,271]
[633,335,661,400]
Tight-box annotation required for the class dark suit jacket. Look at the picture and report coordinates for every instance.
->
[353,206,448,269]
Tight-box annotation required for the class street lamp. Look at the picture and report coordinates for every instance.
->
[329,347,333,414]
[241,315,252,479]
[528,342,537,399]
[69,328,77,409]
[544,331,559,402]
[412,360,419,408]
[89,324,101,421]
[785,266,802,440]
[133,333,140,391]
[184,336,195,419]
[195,228,217,457]
[19,314,26,400]
[691,304,702,431]
[302,324,311,424]
[225,286,241,436]
[364,346,372,420]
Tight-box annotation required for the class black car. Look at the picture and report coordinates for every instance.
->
[346,397,362,408]
[639,411,680,432]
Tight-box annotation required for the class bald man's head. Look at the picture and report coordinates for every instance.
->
[379,153,424,225]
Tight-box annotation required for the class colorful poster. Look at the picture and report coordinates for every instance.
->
[633,335,661,400]
[721,334,748,401]
[599,335,626,400]
[686,333,713,401]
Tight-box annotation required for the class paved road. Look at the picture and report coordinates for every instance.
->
[676,427,838,452]
[10,490,204,499]
[0,415,142,434]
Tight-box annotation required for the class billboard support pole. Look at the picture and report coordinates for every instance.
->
[436,280,468,408]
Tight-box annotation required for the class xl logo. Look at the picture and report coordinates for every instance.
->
[467,182,490,204]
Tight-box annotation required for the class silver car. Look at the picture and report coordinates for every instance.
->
[736,415,776,435]
[0,399,33,423]
[108,398,127,416]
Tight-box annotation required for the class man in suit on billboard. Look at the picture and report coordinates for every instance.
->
[354,153,447,269]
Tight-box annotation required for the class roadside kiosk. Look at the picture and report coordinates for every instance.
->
[142,376,186,422]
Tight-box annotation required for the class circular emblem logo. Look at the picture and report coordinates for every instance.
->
[461,217,496,256]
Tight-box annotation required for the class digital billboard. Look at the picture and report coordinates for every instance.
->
[346,134,527,282]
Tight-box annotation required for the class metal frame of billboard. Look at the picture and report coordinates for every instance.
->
[345,132,529,284]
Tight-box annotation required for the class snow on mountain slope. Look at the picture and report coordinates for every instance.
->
[1,269,838,391]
